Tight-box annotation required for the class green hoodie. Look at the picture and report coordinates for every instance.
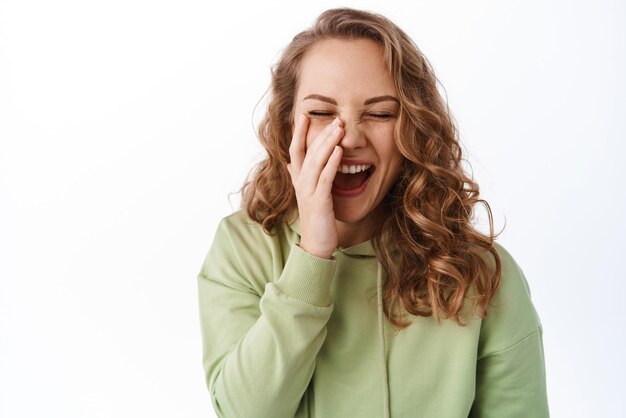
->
[197,210,549,418]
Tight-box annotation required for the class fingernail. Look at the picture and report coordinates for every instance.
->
[299,113,307,124]
[332,117,341,127]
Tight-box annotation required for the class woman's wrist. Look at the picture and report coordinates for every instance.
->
[297,241,334,259]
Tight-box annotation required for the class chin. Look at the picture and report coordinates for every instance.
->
[333,204,372,225]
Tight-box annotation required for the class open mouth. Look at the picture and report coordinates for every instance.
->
[332,166,375,192]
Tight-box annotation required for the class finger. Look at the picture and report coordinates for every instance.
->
[317,145,343,196]
[289,113,309,177]
[306,117,343,156]
[300,122,344,193]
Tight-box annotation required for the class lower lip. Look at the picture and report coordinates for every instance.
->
[331,172,372,198]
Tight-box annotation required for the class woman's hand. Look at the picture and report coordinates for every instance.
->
[287,113,344,259]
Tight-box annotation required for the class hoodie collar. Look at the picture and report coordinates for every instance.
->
[287,214,376,257]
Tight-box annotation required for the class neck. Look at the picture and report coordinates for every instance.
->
[335,209,381,248]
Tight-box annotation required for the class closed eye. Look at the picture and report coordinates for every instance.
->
[366,113,395,120]
[307,111,334,118]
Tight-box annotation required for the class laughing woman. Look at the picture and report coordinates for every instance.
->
[197,7,549,418]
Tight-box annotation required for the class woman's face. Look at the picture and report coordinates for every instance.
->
[292,38,404,229]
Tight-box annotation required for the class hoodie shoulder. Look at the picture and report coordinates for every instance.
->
[200,210,297,295]
[477,242,543,357]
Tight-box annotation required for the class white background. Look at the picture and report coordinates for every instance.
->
[1,0,624,417]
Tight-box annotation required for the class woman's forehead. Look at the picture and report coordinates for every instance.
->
[296,38,396,102]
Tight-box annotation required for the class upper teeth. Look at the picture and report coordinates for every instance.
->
[337,164,371,174]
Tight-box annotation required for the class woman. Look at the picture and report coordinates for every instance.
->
[197,7,549,418]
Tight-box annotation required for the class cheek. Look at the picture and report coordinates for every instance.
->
[365,123,396,147]
[372,122,396,136]
[373,127,399,159]
[377,141,403,177]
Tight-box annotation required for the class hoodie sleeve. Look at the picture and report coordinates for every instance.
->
[197,216,336,418]
[469,243,550,418]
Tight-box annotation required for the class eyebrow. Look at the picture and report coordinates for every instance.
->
[303,94,400,105]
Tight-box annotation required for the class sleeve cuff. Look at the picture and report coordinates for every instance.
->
[273,243,337,307]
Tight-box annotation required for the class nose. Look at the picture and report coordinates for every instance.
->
[338,118,367,149]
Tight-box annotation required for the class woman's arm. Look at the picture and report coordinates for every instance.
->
[198,102,345,418]
[197,217,336,418]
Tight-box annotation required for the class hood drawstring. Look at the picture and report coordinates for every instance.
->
[377,262,390,418]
